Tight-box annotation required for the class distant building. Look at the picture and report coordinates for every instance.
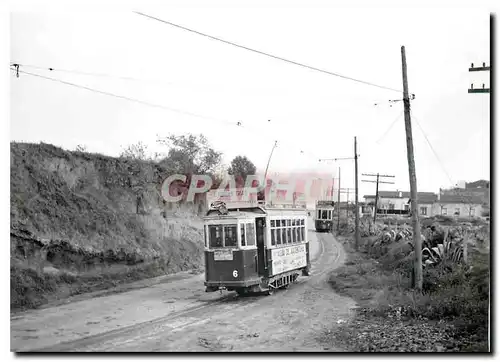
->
[363,183,486,219]
[433,193,484,218]
[363,191,437,217]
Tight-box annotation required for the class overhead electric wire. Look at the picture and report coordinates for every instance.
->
[12,63,145,82]
[133,11,404,94]
[376,111,404,144]
[10,66,324,165]
[13,62,400,107]
[412,112,480,207]
[12,68,234,126]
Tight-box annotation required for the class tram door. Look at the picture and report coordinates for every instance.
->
[255,217,267,276]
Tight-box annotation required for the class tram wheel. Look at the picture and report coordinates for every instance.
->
[236,288,248,297]
[265,287,274,296]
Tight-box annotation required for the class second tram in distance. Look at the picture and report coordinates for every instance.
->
[314,200,335,232]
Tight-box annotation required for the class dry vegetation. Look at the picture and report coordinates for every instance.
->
[10,141,208,311]
[323,217,490,352]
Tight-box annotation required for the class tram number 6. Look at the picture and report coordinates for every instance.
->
[232,270,238,278]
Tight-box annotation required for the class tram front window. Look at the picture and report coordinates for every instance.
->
[321,210,328,219]
[208,225,223,248]
[224,225,237,247]
[208,224,238,248]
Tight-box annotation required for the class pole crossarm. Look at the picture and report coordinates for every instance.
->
[319,156,359,162]
[362,173,395,178]
[361,180,395,184]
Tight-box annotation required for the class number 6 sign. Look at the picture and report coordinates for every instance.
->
[232,270,238,278]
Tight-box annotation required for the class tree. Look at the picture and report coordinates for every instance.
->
[157,134,222,175]
[75,144,87,152]
[120,141,152,161]
[228,155,257,187]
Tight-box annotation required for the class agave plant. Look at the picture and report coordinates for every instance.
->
[420,228,466,267]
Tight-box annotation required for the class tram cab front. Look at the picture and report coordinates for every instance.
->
[315,200,335,232]
[203,208,265,293]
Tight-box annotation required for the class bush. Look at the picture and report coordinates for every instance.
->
[328,237,489,351]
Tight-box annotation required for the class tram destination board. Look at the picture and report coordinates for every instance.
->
[271,244,307,275]
[214,249,234,261]
[317,200,335,207]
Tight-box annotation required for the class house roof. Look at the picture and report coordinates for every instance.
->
[438,194,483,205]
[364,191,437,202]
[408,193,439,204]
[466,179,490,189]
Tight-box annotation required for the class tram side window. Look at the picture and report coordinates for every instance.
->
[287,226,291,244]
[301,226,305,241]
[246,223,256,246]
[240,224,246,247]
[296,221,301,242]
[224,225,237,247]
[276,220,282,244]
[292,223,297,243]
[204,226,207,248]
[281,220,287,244]
[208,225,223,248]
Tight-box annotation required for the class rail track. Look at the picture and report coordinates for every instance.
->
[25,229,341,352]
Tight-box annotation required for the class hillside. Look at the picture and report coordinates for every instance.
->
[10,142,205,310]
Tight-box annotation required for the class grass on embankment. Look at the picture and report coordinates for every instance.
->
[322,235,489,352]
[11,249,204,312]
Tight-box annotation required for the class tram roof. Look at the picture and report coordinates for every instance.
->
[204,201,308,220]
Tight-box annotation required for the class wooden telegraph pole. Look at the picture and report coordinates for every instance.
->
[318,156,359,237]
[374,174,380,222]
[354,137,360,250]
[401,45,422,291]
[362,173,395,223]
[337,167,341,234]
[468,62,491,93]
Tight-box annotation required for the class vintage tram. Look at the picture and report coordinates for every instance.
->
[203,200,311,296]
[314,200,335,232]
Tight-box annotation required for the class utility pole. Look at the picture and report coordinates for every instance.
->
[339,188,356,216]
[468,62,491,93]
[374,174,379,222]
[401,45,422,291]
[318,156,359,236]
[337,167,341,234]
[354,137,360,250]
[362,173,395,223]
[346,188,350,219]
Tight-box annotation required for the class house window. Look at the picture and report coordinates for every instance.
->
[389,204,395,210]
[470,208,475,216]
[420,207,427,216]
[455,208,460,216]
[404,204,410,211]
[442,208,447,216]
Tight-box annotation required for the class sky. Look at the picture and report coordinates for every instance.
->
[9,2,491,202]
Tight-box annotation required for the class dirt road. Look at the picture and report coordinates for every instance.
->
[11,225,356,352]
